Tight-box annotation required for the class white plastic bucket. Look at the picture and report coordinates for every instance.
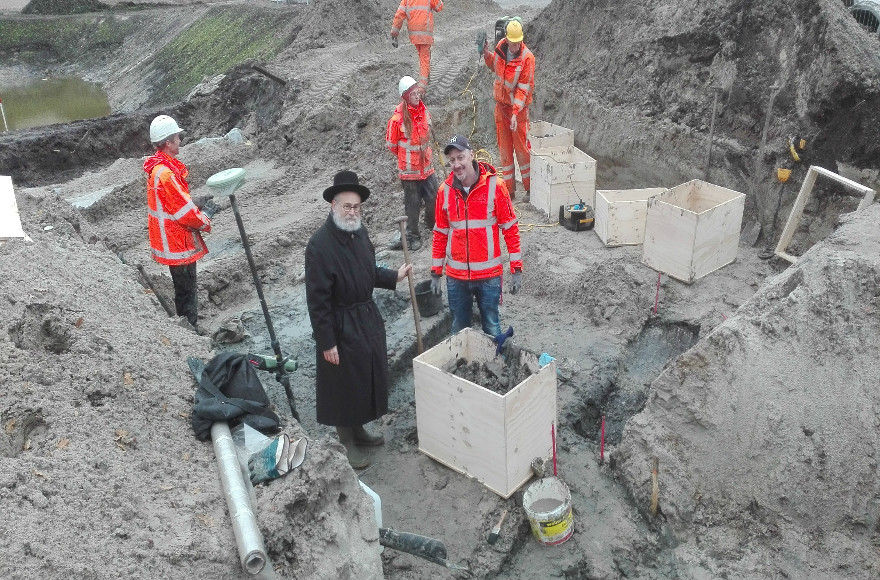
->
[522,477,574,546]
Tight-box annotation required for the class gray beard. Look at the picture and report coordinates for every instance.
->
[332,211,362,232]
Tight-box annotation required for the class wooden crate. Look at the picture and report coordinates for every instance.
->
[642,179,745,283]
[528,120,574,151]
[529,146,597,218]
[595,188,665,247]
[413,328,557,498]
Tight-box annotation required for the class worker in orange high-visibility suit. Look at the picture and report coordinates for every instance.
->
[144,115,212,330]
[385,75,438,252]
[430,135,522,338]
[482,19,535,200]
[390,0,443,92]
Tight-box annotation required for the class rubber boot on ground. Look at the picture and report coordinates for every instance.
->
[353,424,385,446]
[336,427,370,469]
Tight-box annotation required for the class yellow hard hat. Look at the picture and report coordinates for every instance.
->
[506,20,524,43]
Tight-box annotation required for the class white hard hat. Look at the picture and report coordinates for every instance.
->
[150,115,184,143]
[398,76,417,98]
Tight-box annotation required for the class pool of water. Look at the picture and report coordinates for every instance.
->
[0,77,110,131]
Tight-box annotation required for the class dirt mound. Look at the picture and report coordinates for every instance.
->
[22,0,108,14]
[615,203,880,578]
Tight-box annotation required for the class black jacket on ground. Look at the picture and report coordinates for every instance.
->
[305,214,399,426]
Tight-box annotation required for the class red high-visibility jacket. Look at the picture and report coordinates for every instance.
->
[391,0,443,46]
[431,162,522,281]
[484,39,535,115]
[144,151,211,266]
[385,100,435,181]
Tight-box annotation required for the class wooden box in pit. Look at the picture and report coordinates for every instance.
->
[528,120,574,151]
[642,179,745,283]
[595,187,665,247]
[529,145,597,218]
[413,328,557,498]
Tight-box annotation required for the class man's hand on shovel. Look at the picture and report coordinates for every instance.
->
[397,263,413,281]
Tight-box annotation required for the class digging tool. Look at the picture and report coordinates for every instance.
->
[136,263,176,318]
[703,86,722,182]
[487,509,508,545]
[395,216,424,354]
[651,456,660,516]
[206,168,300,422]
[379,528,469,571]
[759,168,792,259]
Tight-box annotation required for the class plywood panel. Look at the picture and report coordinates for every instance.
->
[528,121,574,151]
[0,176,25,240]
[530,146,597,216]
[503,360,556,491]
[642,198,698,282]
[692,195,744,279]
[596,188,664,246]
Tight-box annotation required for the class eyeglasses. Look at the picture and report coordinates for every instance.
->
[337,203,362,213]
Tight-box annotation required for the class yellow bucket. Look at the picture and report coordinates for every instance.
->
[777,168,792,183]
[522,477,574,546]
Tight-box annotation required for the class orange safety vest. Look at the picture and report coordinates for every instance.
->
[385,100,435,181]
[484,39,535,115]
[391,0,443,46]
[144,151,211,266]
[431,162,522,281]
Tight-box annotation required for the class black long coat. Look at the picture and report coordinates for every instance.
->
[304,214,399,426]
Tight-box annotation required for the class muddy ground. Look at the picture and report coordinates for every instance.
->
[2,0,880,579]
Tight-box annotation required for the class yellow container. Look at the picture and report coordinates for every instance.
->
[522,477,574,545]
[777,168,792,183]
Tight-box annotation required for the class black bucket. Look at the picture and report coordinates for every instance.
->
[414,279,442,317]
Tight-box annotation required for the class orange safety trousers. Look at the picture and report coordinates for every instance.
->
[416,44,431,90]
[494,103,530,196]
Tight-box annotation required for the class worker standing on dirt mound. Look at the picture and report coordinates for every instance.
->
[305,171,413,469]
[390,0,443,92]
[431,135,522,337]
[482,19,535,200]
[385,75,438,252]
[144,114,211,331]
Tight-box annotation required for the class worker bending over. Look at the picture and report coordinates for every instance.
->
[385,75,438,252]
[391,0,443,92]
[430,135,523,338]
[482,19,535,199]
[144,115,211,331]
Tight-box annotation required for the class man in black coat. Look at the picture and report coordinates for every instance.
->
[305,170,412,468]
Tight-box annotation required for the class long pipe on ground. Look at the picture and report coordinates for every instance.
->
[211,421,268,575]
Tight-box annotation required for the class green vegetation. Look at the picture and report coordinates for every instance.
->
[0,15,136,60]
[151,6,291,104]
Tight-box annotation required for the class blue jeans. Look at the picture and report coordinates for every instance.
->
[446,276,502,337]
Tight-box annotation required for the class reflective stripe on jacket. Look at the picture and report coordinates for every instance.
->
[391,0,443,46]
[385,101,435,181]
[484,39,535,114]
[145,154,211,266]
[431,162,522,281]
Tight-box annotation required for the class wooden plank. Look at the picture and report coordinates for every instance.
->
[774,166,819,260]
[528,121,574,151]
[0,176,25,240]
[642,197,698,282]
[503,359,556,494]
[595,190,610,244]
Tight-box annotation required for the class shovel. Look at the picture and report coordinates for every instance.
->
[379,528,469,571]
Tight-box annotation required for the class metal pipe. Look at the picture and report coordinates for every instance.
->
[229,193,299,421]
[211,421,267,575]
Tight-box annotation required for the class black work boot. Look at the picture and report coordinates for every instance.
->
[336,427,370,469]
[353,424,385,447]
[406,236,422,252]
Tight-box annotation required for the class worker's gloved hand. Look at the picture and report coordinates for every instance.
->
[494,326,514,355]
[430,274,442,296]
[201,199,221,218]
[192,195,213,210]
[511,271,522,294]
[391,35,399,48]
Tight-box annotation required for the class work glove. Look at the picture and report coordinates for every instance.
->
[201,199,221,219]
[192,195,213,210]
[391,35,399,48]
[476,30,487,55]
[510,271,522,294]
[430,274,442,296]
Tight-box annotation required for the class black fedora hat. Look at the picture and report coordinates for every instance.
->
[322,170,371,203]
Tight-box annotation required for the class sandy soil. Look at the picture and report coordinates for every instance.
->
[3,0,880,578]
